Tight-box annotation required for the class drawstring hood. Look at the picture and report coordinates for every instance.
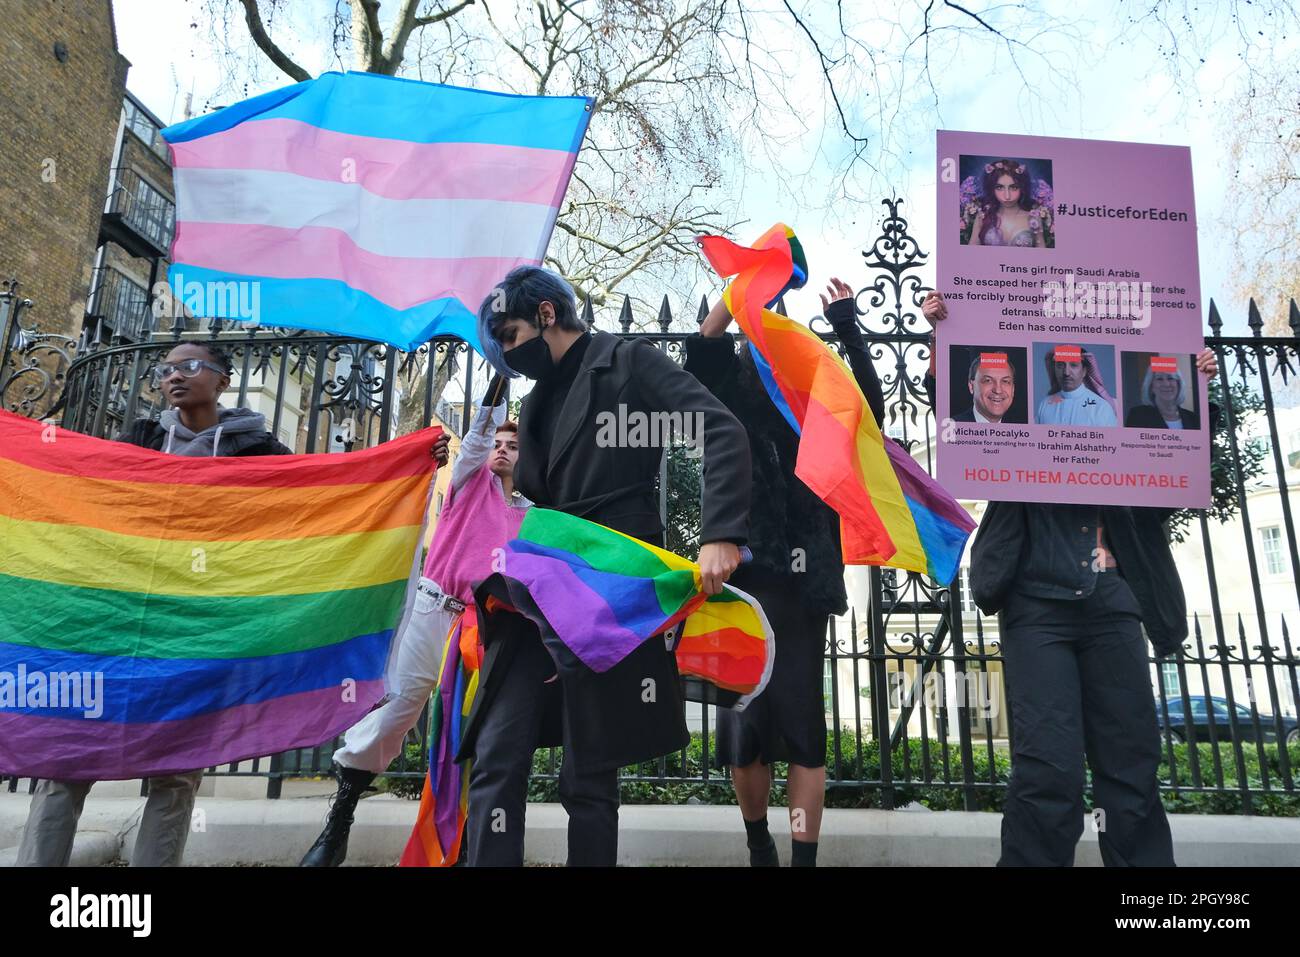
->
[158,406,270,457]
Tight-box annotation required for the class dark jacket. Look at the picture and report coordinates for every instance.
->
[681,298,885,617]
[465,330,752,773]
[1124,404,1201,430]
[119,418,293,456]
[969,500,1189,656]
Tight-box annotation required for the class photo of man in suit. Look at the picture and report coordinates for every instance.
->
[953,350,1021,424]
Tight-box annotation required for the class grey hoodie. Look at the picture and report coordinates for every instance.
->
[158,406,273,457]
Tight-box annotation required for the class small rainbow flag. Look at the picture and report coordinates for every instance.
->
[698,224,975,584]
[398,508,774,866]
[0,410,437,780]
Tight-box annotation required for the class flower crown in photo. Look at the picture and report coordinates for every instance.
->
[985,160,1026,175]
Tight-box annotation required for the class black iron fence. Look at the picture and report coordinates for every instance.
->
[3,199,1298,814]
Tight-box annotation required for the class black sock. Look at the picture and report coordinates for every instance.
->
[791,840,818,867]
[743,816,778,866]
[743,815,771,849]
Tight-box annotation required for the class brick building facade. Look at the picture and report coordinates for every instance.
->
[0,0,129,339]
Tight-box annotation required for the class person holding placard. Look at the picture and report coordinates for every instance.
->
[927,293,1221,867]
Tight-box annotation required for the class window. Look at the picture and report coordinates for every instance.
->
[123,97,169,159]
[951,566,976,614]
[129,173,176,249]
[1261,526,1285,576]
[822,657,833,714]
[92,269,150,341]
[1160,662,1180,697]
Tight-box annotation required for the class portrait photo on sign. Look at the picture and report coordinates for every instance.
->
[958,155,1055,248]
[947,344,1029,425]
[1120,352,1203,430]
[1032,342,1119,427]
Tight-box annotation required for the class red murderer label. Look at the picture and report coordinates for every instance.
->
[979,352,1010,370]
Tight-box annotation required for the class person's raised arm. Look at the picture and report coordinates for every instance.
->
[820,277,885,426]
[683,297,742,397]
[449,373,508,491]
[921,291,948,407]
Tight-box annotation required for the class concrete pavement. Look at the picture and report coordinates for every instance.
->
[2,785,1298,866]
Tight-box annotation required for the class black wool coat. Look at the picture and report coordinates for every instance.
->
[462,330,753,773]
[681,300,887,618]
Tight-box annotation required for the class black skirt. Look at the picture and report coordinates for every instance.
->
[713,565,830,769]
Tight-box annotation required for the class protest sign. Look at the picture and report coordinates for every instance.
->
[935,130,1210,507]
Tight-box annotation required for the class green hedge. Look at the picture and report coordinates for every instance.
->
[380,733,1300,817]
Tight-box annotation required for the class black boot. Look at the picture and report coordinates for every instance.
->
[299,767,376,867]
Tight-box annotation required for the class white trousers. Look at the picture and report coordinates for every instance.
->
[332,577,459,774]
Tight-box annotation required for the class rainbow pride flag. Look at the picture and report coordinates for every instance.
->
[162,71,592,353]
[699,224,975,584]
[399,607,481,867]
[398,508,774,866]
[493,508,774,706]
[0,410,437,780]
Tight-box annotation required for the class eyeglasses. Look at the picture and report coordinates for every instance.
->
[152,358,226,386]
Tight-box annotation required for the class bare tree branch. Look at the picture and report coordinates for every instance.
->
[386,0,477,72]
[236,0,311,81]
[779,0,870,164]
[352,0,384,71]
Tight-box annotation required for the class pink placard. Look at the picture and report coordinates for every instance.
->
[935,130,1210,507]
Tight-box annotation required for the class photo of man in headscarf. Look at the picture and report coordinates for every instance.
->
[1034,343,1119,427]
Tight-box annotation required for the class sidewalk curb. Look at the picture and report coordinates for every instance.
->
[3,791,1297,866]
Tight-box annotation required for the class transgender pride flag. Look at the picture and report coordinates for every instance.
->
[160,71,592,352]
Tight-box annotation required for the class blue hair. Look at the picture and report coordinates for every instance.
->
[477,266,584,378]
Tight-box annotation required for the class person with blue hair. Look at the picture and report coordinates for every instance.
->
[460,265,753,866]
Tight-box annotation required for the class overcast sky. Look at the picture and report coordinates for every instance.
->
[113,0,1288,343]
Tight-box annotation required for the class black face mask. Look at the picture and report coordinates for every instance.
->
[504,325,555,380]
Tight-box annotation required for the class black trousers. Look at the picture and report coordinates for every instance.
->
[998,573,1174,867]
[465,629,620,867]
